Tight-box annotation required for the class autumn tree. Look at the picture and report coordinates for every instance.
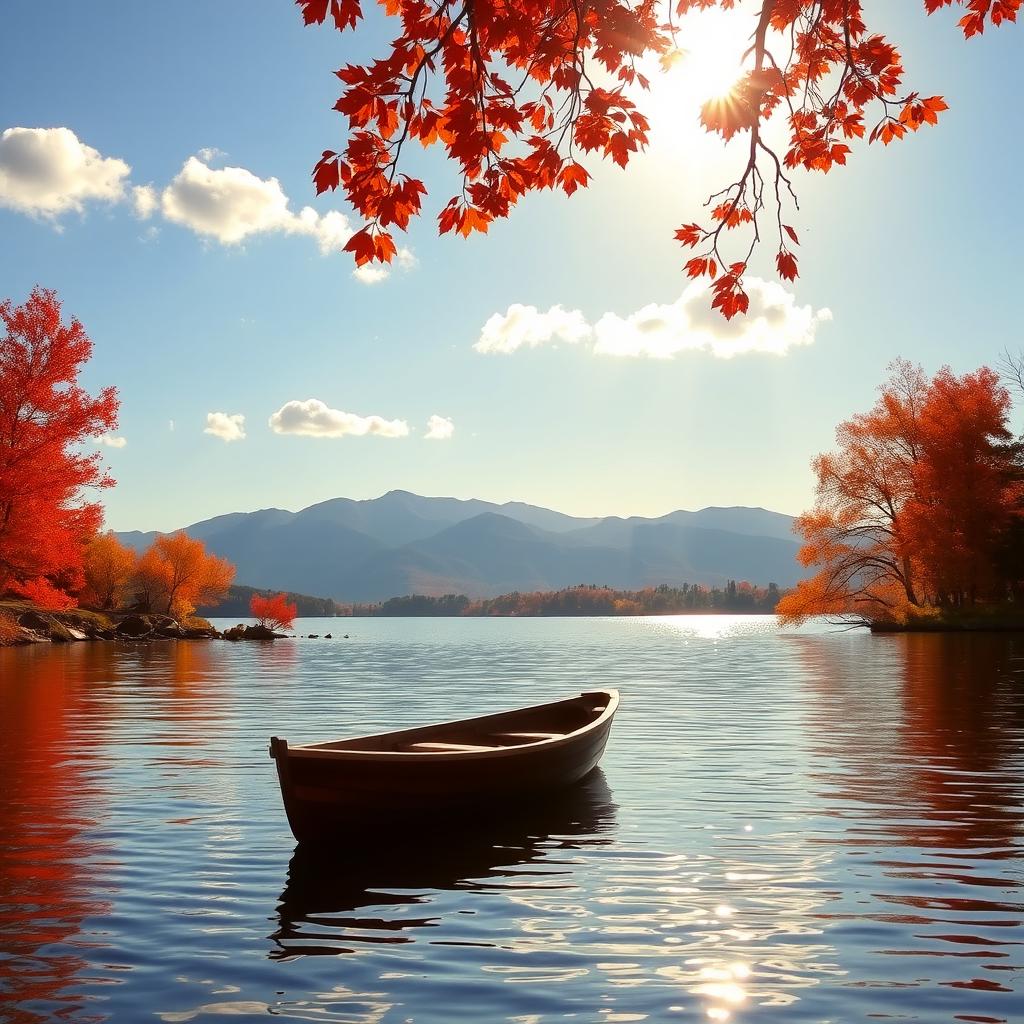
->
[296,0,1015,317]
[134,533,235,619]
[0,287,119,603]
[903,366,1023,604]
[250,592,298,631]
[778,360,1024,625]
[82,532,138,610]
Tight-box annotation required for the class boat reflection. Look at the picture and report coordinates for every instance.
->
[270,769,617,959]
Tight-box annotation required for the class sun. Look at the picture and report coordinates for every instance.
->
[633,5,753,139]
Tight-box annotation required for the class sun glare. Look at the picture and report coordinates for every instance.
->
[637,6,752,139]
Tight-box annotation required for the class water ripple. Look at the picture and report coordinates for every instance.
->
[1,617,1022,1022]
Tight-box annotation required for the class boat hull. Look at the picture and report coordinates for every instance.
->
[270,691,617,843]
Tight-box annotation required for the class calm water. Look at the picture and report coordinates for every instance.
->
[1,616,1022,1024]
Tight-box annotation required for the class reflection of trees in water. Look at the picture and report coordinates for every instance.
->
[270,770,619,959]
[794,632,1024,853]
[0,647,112,1024]
[791,631,1024,1011]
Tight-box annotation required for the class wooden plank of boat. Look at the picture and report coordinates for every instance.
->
[269,689,619,844]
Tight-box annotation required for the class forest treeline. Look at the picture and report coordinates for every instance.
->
[348,582,782,617]
[197,585,340,619]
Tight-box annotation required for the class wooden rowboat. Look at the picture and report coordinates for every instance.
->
[269,689,619,843]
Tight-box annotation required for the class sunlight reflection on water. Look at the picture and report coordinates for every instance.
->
[0,616,1022,1023]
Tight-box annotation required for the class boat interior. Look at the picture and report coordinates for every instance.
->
[301,691,613,754]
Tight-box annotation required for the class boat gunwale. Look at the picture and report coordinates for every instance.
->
[274,689,619,762]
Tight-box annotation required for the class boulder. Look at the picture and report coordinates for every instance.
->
[18,610,52,632]
[116,614,153,637]
[48,620,76,643]
[223,623,276,641]
[183,625,219,639]
[155,621,186,639]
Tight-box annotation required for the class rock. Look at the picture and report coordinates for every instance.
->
[116,614,153,637]
[183,626,218,639]
[308,634,320,639]
[18,610,52,632]
[245,624,276,641]
[48,620,76,643]
[155,622,186,639]
[223,623,275,641]
[324,633,333,639]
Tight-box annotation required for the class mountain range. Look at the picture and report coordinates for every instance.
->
[116,490,804,601]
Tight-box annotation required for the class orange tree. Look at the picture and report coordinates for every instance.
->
[134,533,235,619]
[0,287,119,603]
[296,0,1016,317]
[778,360,1024,625]
[82,533,138,610]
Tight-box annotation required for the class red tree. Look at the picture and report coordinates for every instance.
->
[297,0,1015,317]
[778,360,1024,625]
[903,366,1022,604]
[0,288,119,602]
[250,592,298,631]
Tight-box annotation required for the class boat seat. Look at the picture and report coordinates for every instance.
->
[497,731,562,740]
[409,741,498,752]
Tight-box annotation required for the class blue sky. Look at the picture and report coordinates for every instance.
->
[1,2,1021,531]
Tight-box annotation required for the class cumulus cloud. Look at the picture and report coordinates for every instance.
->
[1,134,416,275]
[93,434,127,448]
[160,156,356,255]
[424,414,455,440]
[475,280,831,360]
[132,184,157,218]
[204,411,246,442]
[0,126,130,217]
[474,303,592,354]
[269,399,409,439]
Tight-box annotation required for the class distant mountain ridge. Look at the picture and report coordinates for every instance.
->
[116,490,804,601]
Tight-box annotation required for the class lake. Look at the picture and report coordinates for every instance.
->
[1,616,1022,1023]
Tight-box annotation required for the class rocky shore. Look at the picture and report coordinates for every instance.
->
[0,604,284,646]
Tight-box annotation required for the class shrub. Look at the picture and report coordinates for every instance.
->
[250,593,298,631]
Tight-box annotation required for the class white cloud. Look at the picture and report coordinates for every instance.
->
[168,419,175,432]
[160,155,356,254]
[424,414,455,440]
[352,263,390,285]
[0,126,130,217]
[351,245,418,285]
[204,411,246,442]
[474,303,592,355]
[594,279,832,359]
[93,434,127,448]
[1,136,417,273]
[269,399,409,439]
[132,184,157,218]
[475,280,831,360]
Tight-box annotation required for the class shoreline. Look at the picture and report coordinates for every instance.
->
[0,602,285,647]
